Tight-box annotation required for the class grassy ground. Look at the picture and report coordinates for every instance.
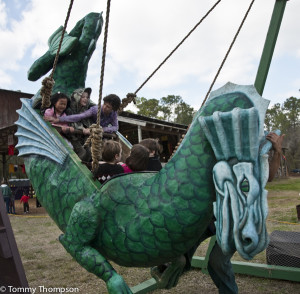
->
[8,177,300,294]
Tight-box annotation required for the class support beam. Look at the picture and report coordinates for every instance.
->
[138,125,142,142]
[0,192,30,288]
[254,0,289,95]
[192,256,300,282]
[2,153,7,181]
[131,278,158,294]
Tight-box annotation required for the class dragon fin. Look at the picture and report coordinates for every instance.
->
[15,98,69,165]
[48,26,78,57]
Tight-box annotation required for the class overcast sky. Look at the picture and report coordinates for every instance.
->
[0,0,299,112]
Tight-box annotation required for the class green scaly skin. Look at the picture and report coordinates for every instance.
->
[24,93,253,293]
[28,12,103,105]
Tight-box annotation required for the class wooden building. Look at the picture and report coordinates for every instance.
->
[0,89,33,181]
[118,112,188,162]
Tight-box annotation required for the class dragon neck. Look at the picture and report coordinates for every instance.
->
[148,90,256,208]
[28,12,103,99]
[150,116,216,206]
[52,13,103,96]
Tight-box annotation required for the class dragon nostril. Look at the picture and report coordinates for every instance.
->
[243,237,252,245]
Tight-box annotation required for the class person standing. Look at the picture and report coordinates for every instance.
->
[20,192,30,214]
[1,180,12,213]
[9,189,16,214]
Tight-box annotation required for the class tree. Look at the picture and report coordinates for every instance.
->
[282,97,300,168]
[265,103,289,132]
[174,102,196,125]
[265,97,300,132]
[134,95,195,125]
[282,97,300,130]
[265,96,300,169]
[135,97,161,119]
[160,95,195,124]
[160,95,182,122]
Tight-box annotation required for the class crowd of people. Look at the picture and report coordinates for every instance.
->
[1,88,164,215]
[41,88,164,184]
[43,88,121,162]
[93,137,163,184]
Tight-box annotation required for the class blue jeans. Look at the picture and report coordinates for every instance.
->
[4,197,10,213]
[10,200,16,214]
[184,223,238,294]
[207,241,238,294]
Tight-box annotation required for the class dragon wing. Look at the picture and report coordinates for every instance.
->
[15,98,69,165]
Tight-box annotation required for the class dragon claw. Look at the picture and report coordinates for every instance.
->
[107,273,132,294]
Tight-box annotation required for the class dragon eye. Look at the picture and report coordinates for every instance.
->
[241,178,249,193]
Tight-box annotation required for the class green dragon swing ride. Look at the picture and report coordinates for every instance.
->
[14,1,296,293]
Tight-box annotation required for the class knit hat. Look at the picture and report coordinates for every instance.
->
[71,88,92,103]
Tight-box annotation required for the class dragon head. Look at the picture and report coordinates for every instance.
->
[212,155,269,260]
[199,83,275,260]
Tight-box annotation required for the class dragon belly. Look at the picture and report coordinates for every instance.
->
[93,166,214,267]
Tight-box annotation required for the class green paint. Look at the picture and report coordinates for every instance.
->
[254,0,288,95]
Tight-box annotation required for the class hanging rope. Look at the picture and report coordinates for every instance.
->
[85,0,111,172]
[117,0,222,112]
[118,93,136,114]
[134,0,222,96]
[169,0,256,160]
[41,0,74,109]
[201,0,256,107]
